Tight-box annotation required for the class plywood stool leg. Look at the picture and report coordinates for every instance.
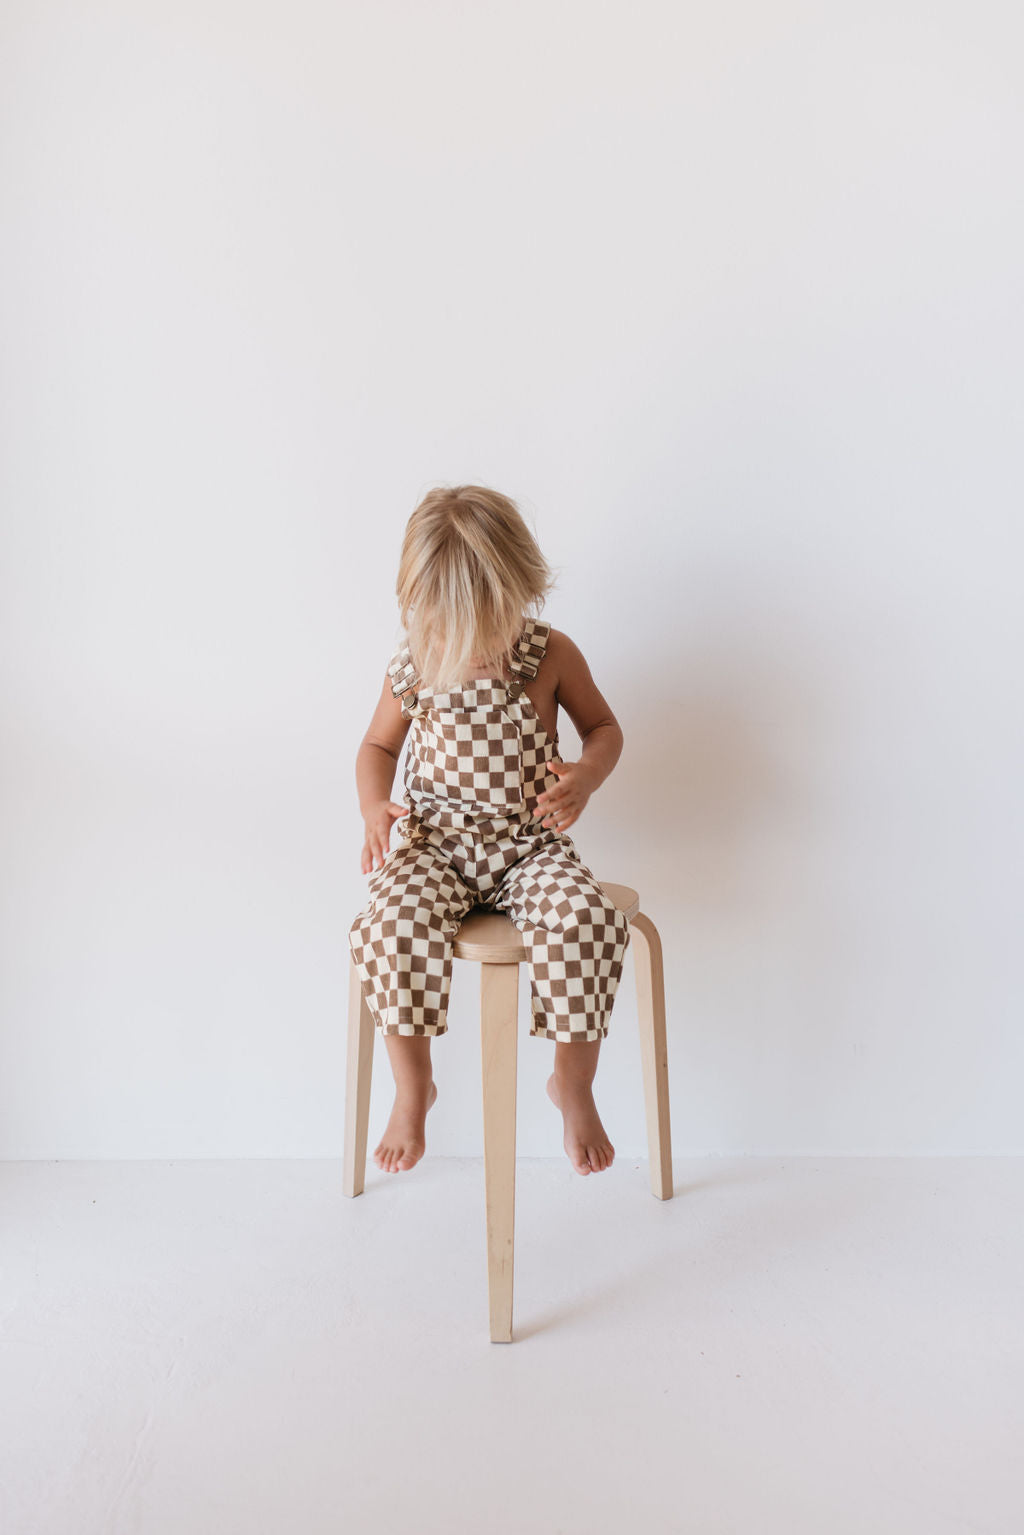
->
[480,960,519,1342]
[343,958,376,1197]
[631,911,673,1200]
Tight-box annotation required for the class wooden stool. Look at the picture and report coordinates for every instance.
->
[343,882,670,1342]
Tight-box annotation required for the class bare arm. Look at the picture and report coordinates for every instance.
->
[536,630,623,831]
[356,674,412,872]
[552,629,623,788]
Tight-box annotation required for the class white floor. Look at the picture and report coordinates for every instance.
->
[1,1156,1021,1535]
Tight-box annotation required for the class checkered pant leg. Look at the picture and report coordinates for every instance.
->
[491,841,631,1043]
[348,840,477,1036]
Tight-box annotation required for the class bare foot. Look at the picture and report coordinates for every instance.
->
[546,1073,615,1175]
[373,1080,438,1172]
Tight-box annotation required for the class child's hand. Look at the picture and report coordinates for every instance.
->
[361,801,409,874]
[535,760,596,833]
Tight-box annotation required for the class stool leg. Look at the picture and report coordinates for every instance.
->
[480,961,519,1343]
[343,958,376,1197]
[631,911,673,1200]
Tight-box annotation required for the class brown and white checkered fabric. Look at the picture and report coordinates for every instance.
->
[349,619,630,1043]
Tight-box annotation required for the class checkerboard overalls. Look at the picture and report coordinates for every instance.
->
[348,618,631,1043]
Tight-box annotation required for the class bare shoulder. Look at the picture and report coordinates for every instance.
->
[543,625,587,683]
[543,627,620,738]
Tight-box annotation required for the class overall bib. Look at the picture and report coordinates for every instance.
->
[348,618,630,1043]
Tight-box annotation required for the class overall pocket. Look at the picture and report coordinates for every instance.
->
[411,710,524,813]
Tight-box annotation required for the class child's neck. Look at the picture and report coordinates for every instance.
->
[469,618,525,669]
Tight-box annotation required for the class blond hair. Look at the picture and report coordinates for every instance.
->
[396,484,557,691]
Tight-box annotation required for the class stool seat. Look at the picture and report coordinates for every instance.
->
[453,884,640,963]
[344,877,670,1342]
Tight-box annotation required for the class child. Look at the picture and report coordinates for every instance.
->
[348,485,631,1178]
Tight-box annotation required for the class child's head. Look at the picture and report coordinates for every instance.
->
[397,484,556,691]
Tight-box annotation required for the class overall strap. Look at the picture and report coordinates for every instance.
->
[505,618,551,699]
[387,638,421,717]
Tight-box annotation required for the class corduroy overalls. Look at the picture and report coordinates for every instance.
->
[348,618,631,1043]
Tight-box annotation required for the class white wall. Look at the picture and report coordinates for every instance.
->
[2,1,1021,1158]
